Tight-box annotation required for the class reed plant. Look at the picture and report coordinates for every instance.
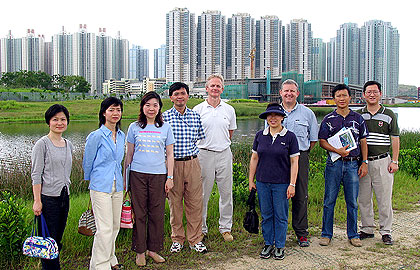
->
[5,133,420,269]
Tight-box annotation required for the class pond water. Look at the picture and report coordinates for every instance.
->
[1,107,419,169]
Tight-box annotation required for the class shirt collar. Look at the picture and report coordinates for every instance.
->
[361,104,385,114]
[100,124,122,136]
[171,106,191,116]
[332,108,356,117]
[205,99,223,108]
[263,126,288,136]
[281,102,299,112]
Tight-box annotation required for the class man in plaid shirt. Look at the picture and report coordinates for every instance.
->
[162,82,208,253]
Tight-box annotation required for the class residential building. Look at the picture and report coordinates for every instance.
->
[72,24,97,93]
[197,10,225,81]
[96,28,113,91]
[53,26,73,76]
[22,29,45,72]
[112,31,129,82]
[226,13,255,80]
[130,45,149,80]
[44,41,53,75]
[255,15,282,78]
[360,20,399,97]
[166,7,196,83]
[326,37,337,82]
[154,44,166,78]
[311,38,326,81]
[285,19,312,81]
[0,30,22,73]
[335,23,360,85]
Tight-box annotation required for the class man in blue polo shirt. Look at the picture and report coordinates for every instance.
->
[279,79,318,247]
[318,84,368,247]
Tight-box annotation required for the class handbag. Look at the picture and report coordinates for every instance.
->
[78,198,96,236]
[120,193,133,229]
[243,188,259,234]
[22,214,59,259]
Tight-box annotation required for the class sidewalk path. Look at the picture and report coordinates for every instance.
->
[205,205,420,270]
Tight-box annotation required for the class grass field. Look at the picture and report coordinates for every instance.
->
[2,131,419,269]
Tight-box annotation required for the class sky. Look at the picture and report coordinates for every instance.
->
[2,0,418,87]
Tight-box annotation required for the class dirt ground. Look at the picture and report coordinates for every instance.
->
[205,204,420,270]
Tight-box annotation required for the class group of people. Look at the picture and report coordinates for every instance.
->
[31,74,399,269]
[31,74,236,269]
[248,79,399,260]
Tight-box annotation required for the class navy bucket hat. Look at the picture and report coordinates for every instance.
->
[259,103,287,119]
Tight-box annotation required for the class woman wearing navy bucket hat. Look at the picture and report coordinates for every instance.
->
[248,102,300,260]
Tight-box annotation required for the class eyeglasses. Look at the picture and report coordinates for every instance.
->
[365,91,380,96]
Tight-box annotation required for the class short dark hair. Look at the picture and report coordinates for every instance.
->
[99,97,123,130]
[332,84,351,98]
[169,82,189,96]
[363,81,382,93]
[45,104,70,125]
[137,91,163,129]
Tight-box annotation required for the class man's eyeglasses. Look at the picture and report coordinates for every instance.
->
[365,91,380,96]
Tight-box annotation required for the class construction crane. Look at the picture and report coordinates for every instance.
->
[248,47,256,78]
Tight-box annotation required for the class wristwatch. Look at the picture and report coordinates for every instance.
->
[391,160,399,165]
[289,183,296,187]
[167,175,173,180]
[362,160,368,164]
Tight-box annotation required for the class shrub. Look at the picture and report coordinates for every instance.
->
[232,163,249,205]
[399,141,420,179]
[0,191,30,268]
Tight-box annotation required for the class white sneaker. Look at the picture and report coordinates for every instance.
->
[170,242,183,253]
[190,241,207,253]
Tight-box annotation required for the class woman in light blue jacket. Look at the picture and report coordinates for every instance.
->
[83,97,125,270]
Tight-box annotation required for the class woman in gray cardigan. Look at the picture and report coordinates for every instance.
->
[31,104,73,270]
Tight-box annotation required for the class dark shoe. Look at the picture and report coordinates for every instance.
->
[382,234,393,245]
[259,245,274,259]
[359,231,374,240]
[273,247,285,260]
[297,236,310,247]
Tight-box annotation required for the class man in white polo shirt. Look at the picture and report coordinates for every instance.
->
[193,74,237,242]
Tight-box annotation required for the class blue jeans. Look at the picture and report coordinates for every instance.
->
[321,157,360,239]
[256,181,289,248]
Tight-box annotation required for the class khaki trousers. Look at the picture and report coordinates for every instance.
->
[90,182,123,270]
[168,157,203,246]
[199,148,233,234]
[359,155,394,235]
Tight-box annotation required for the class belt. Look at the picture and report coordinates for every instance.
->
[368,153,389,161]
[339,156,360,162]
[174,155,197,161]
[201,148,220,152]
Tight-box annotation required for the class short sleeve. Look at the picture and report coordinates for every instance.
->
[318,119,329,140]
[388,110,400,136]
[229,106,237,130]
[126,122,136,144]
[289,132,300,156]
[166,124,175,146]
[252,131,260,152]
[308,111,319,142]
[358,117,369,139]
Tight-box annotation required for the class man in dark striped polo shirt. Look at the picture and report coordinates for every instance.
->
[357,81,400,245]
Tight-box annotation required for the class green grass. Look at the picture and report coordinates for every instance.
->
[8,136,420,269]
